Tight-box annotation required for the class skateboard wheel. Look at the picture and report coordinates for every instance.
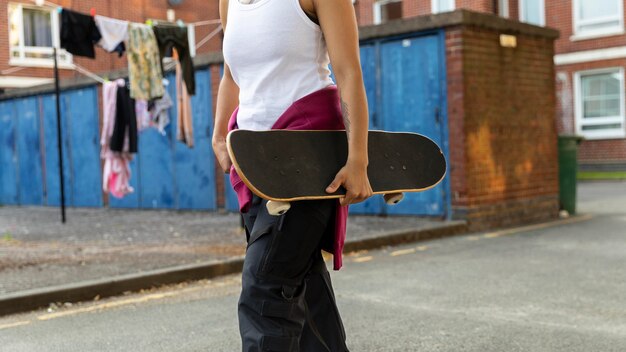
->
[384,193,404,205]
[267,201,291,216]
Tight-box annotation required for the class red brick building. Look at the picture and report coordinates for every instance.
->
[0,0,221,90]
[353,0,626,170]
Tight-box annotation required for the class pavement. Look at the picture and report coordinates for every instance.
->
[0,181,624,351]
[0,205,466,315]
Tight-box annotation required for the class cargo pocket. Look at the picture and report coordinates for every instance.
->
[259,200,333,281]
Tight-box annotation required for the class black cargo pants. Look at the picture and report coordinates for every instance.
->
[238,195,349,352]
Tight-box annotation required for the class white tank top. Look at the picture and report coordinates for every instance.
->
[222,0,335,131]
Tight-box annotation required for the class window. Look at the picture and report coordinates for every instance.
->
[573,0,623,38]
[373,0,403,25]
[499,0,509,18]
[432,0,454,14]
[575,69,625,139]
[8,3,72,67]
[519,0,545,26]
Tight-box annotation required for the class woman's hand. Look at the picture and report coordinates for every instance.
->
[212,136,232,173]
[325,160,373,206]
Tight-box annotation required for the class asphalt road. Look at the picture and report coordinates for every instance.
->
[1,182,625,351]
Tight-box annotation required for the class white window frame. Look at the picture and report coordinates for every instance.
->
[373,0,402,25]
[572,0,624,40]
[431,0,455,14]
[574,68,626,140]
[519,0,545,26]
[8,3,73,68]
[499,0,509,18]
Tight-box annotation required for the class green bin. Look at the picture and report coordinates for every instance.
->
[558,135,584,215]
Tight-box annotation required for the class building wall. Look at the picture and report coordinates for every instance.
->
[446,23,559,229]
[351,1,626,169]
[0,0,221,81]
[547,1,626,169]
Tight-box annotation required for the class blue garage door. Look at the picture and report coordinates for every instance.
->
[350,33,448,216]
[0,101,18,205]
[380,34,447,216]
[43,89,103,207]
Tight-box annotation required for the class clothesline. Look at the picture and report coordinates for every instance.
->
[29,0,221,27]
[66,23,223,85]
[73,63,108,84]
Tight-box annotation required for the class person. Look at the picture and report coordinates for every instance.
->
[212,0,372,350]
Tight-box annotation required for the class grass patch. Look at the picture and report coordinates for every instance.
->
[578,171,626,180]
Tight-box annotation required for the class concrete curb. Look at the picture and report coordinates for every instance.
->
[0,221,466,317]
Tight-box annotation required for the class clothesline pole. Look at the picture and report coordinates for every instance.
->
[53,47,67,224]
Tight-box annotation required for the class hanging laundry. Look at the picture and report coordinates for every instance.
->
[101,79,134,198]
[101,79,123,155]
[148,90,173,135]
[104,155,134,198]
[152,25,195,95]
[94,15,129,57]
[135,100,151,131]
[127,23,165,100]
[110,82,138,153]
[174,49,194,147]
[60,9,102,58]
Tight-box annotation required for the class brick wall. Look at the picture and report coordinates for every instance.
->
[555,59,626,165]
[548,0,626,54]
[446,24,559,230]
[1,0,221,81]
[355,0,522,25]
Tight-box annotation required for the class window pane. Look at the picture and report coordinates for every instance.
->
[579,0,619,21]
[582,73,621,118]
[579,20,621,33]
[22,8,52,47]
[582,123,622,131]
[521,0,543,25]
[382,1,402,22]
[9,4,21,47]
[436,0,454,12]
[499,0,509,17]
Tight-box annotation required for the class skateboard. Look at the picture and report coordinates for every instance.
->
[227,130,447,215]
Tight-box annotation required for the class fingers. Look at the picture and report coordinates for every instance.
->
[326,174,343,194]
[341,187,373,206]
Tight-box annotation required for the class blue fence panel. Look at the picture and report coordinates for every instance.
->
[173,69,217,210]
[350,44,384,215]
[15,97,44,205]
[0,101,18,205]
[64,88,102,207]
[137,95,176,209]
[41,94,71,206]
[41,88,102,207]
[380,34,445,216]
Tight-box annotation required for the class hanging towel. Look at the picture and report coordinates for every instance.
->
[105,154,134,198]
[174,49,194,147]
[94,15,129,56]
[149,90,173,135]
[60,9,101,58]
[101,79,134,198]
[135,100,151,131]
[152,25,195,95]
[127,23,165,100]
[110,83,138,153]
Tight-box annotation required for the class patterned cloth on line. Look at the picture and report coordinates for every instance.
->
[127,23,164,100]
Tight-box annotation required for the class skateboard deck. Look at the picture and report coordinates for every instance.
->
[227,130,447,203]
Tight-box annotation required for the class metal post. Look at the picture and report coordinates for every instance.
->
[53,47,66,223]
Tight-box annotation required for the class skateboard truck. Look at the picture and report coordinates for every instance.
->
[383,192,404,205]
[266,192,405,216]
[266,200,291,216]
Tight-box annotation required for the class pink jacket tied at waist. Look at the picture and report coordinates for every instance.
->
[228,85,349,270]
